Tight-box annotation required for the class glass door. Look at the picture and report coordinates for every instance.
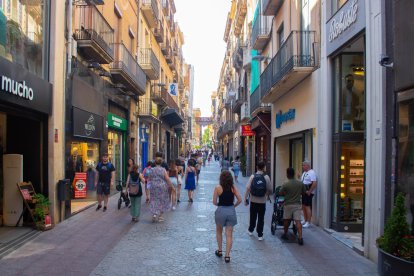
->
[291,139,303,178]
[108,131,123,186]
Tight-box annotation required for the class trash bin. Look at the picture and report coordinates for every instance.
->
[58,179,71,219]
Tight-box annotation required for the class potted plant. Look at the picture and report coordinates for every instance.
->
[377,193,414,275]
[32,194,51,230]
[240,155,247,177]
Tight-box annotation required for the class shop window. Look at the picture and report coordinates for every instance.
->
[0,0,48,78]
[398,99,414,233]
[333,53,365,133]
[333,141,365,228]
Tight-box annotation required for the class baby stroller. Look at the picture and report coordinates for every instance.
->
[271,186,297,236]
[116,180,130,210]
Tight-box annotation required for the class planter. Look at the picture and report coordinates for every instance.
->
[378,248,414,276]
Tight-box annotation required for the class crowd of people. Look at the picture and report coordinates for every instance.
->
[93,150,317,263]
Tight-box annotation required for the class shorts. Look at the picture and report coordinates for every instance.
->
[302,193,314,207]
[215,206,237,227]
[197,170,201,175]
[169,176,178,187]
[97,182,110,195]
[283,204,302,220]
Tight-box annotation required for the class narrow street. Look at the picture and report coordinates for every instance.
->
[0,161,377,275]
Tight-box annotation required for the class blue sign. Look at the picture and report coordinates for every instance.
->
[168,83,178,96]
[276,109,296,129]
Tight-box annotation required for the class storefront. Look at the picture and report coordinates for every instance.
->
[326,0,366,233]
[0,56,52,226]
[251,113,271,176]
[107,112,127,184]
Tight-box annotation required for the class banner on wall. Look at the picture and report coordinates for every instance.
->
[73,172,87,199]
[168,83,178,96]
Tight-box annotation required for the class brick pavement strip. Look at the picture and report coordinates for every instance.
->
[0,162,378,276]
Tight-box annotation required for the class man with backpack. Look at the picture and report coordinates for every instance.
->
[244,161,272,240]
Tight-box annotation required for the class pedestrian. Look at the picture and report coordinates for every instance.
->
[125,164,145,222]
[142,161,153,204]
[300,160,317,228]
[244,161,272,240]
[196,153,203,183]
[175,158,184,203]
[185,158,197,202]
[127,158,135,174]
[231,156,241,183]
[147,152,175,222]
[95,153,115,212]
[221,157,230,172]
[279,167,306,245]
[168,159,179,210]
[213,170,242,263]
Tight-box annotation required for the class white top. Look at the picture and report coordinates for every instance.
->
[301,169,317,194]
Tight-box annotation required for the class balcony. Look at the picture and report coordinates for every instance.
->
[165,47,173,63]
[240,102,250,123]
[153,20,164,43]
[250,85,271,116]
[251,14,272,50]
[152,86,168,106]
[168,57,176,71]
[263,0,284,16]
[217,126,224,139]
[223,121,235,134]
[161,38,170,55]
[233,85,246,113]
[234,0,247,37]
[232,42,244,70]
[243,42,252,70]
[166,12,174,27]
[171,21,176,36]
[142,0,159,28]
[139,48,160,80]
[110,43,146,96]
[139,98,159,123]
[73,6,114,64]
[162,0,169,16]
[260,31,318,103]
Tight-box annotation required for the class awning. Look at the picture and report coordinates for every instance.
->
[160,108,184,127]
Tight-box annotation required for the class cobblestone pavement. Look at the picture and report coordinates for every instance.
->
[0,161,378,276]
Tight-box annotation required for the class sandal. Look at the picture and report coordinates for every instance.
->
[215,250,222,257]
[224,256,230,263]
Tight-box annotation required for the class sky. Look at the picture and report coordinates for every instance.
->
[174,0,231,117]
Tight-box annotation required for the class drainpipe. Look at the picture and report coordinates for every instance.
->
[66,0,73,77]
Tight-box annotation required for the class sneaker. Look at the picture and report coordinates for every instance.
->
[303,222,310,228]
[258,236,264,241]
[281,233,289,240]
[301,220,306,225]
[172,206,176,211]
[96,205,102,211]
[298,238,304,245]
[103,206,107,212]
[177,199,181,203]
[247,230,253,236]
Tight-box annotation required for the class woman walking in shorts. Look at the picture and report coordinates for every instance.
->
[213,170,242,263]
[168,160,179,210]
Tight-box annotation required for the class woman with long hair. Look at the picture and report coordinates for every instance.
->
[127,158,135,174]
[168,159,178,210]
[125,164,145,222]
[213,170,242,263]
[185,158,197,202]
[147,152,175,222]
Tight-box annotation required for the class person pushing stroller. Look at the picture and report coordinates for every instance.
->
[279,167,306,245]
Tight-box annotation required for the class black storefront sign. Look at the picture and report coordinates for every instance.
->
[0,57,52,115]
[73,107,104,140]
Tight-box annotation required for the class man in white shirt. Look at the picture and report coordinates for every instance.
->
[300,160,317,228]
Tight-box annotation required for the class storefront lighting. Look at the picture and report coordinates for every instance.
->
[353,66,365,76]
[341,165,345,170]
[341,174,345,179]
[341,183,345,188]
[340,193,346,198]
[341,156,345,160]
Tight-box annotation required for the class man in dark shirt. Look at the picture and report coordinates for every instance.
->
[280,167,306,245]
[95,153,115,212]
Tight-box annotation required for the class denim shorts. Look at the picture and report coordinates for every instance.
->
[97,182,110,195]
[215,206,237,227]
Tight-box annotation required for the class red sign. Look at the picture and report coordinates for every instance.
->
[73,172,87,199]
[241,125,255,136]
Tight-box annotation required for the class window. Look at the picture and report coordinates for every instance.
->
[332,0,348,15]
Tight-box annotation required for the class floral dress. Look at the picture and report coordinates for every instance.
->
[147,166,170,215]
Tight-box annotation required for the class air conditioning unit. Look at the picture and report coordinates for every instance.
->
[85,0,105,5]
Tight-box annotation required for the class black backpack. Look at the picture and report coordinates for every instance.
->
[250,174,267,197]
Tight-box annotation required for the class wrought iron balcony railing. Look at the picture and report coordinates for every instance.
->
[73,5,114,64]
[250,85,271,115]
[260,30,317,101]
[139,98,158,118]
[142,0,159,28]
[110,43,146,96]
[139,48,160,80]
[153,20,164,43]
[263,0,284,16]
[251,11,272,50]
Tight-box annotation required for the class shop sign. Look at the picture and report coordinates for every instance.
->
[276,109,296,129]
[72,172,87,199]
[326,0,365,56]
[73,107,104,140]
[241,125,255,136]
[108,112,127,131]
[0,57,52,114]
[168,83,178,96]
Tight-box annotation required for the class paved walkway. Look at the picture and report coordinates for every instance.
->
[0,161,377,275]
